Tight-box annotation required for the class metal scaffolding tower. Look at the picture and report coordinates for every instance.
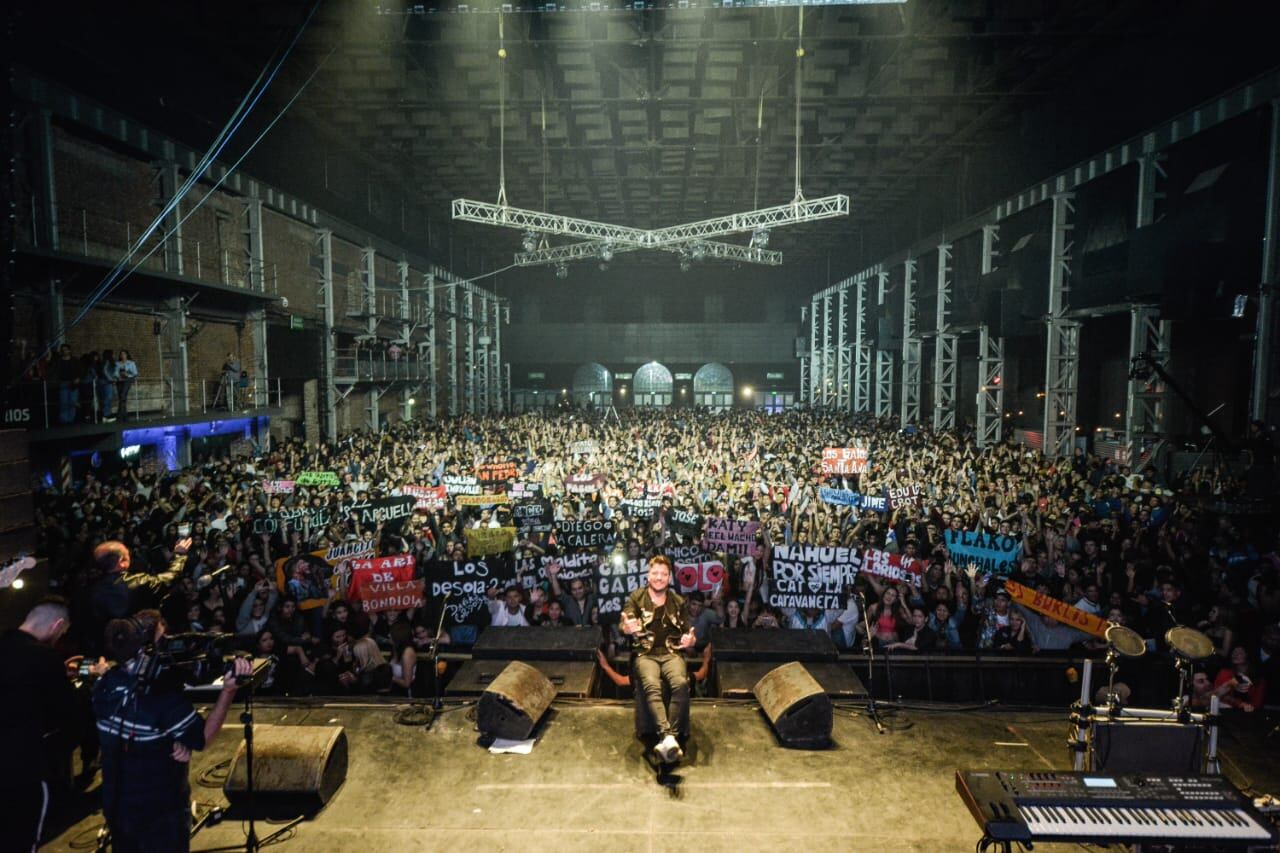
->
[1126,305,1171,465]
[491,298,504,412]
[820,290,835,407]
[360,246,383,432]
[807,294,820,405]
[316,229,337,440]
[474,292,490,414]
[446,283,459,416]
[463,288,476,415]
[977,326,1005,448]
[932,243,957,430]
[836,284,852,410]
[854,274,871,413]
[425,273,437,419]
[900,258,921,425]
[875,268,893,418]
[399,261,414,422]
[1043,192,1079,458]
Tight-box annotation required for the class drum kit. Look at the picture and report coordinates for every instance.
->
[1071,620,1222,773]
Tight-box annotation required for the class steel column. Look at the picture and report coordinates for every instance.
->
[160,296,190,418]
[446,283,459,416]
[977,325,1005,447]
[361,247,380,432]
[400,260,414,422]
[32,109,59,250]
[836,284,851,410]
[981,224,999,276]
[243,196,265,291]
[854,274,872,413]
[900,258,921,425]
[1253,100,1280,423]
[157,161,184,275]
[807,295,820,404]
[426,273,437,419]
[1136,152,1167,229]
[1126,305,1171,465]
[933,244,957,430]
[875,269,893,417]
[492,298,504,412]
[474,292,489,413]
[316,229,337,440]
[820,291,834,407]
[1043,193,1079,458]
[463,287,476,415]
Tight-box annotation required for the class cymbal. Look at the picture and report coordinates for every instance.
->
[1105,624,1146,658]
[1166,626,1215,661]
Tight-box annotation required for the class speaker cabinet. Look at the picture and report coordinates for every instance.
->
[477,660,557,740]
[224,725,348,810]
[752,662,833,749]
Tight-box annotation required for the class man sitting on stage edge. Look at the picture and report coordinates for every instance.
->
[620,555,697,764]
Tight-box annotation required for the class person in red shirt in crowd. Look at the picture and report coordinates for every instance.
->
[1213,645,1266,712]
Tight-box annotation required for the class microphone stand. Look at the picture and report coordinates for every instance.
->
[856,591,887,735]
[431,591,451,711]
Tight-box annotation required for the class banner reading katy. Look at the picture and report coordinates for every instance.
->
[1004,580,1109,640]
[944,529,1022,574]
[767,544,861,610]
[555,519,614,550]
[401,484,446,512]
[296,471,340,487]
[674,558,726,597]
[860,548,924,588]
[595,558,649,615]
[463,526,517,556]
[820,446,869,475]
[347,553,416,600]
[700,517,760,556]
[423,555,516,627]
[442,474,482,496]
[564,473,607,494]
[477,461,519,484]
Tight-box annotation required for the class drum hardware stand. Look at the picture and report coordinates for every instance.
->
[856,590,887,735]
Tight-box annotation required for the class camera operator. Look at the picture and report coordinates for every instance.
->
[89,537,193,654]
[0,597,84,853]
[93,610,252,853]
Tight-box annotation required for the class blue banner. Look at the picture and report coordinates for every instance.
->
[819,488,887,511]
[944,529,1022,574]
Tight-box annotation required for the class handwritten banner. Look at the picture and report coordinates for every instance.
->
[569,440,599,455]
[819,488,888,510]
[596,558,648,615]
[362,580,424,614]
[564,473,607,494]
[347,553,415,600]
[343,496,416,530]
[517,551,600,586]
[510,482,543,499]
[443,474,481,496]
[457,493,511,507]
[513,498,553,531]
[323,541,376,564]
[477,461,519,483]
[665,507,703,537]
[621,496,663,520]
[296,471,340,487]
[860,548,923,588]
[423,555,516,627]
[262,480,295,494]
[701,517,760,556]
[944,529,1022,575]
[884,484,923,510]
[401,484,446,512]
[820,447,869,475]
[464,526,517,556]
[1004,580,1109,639]
[230,438,255,459]
[556,519,614,550]
[674,559,726,596]
[768,544,861,610]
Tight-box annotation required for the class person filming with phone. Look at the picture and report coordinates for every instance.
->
[619,555,697,764]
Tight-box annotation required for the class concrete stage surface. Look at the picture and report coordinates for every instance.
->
[47,698,1280,852]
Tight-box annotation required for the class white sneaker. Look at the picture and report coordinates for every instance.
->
[656,734,682,763]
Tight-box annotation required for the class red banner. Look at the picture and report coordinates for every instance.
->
[347,553,416,600]
[860,548,923,587]
[477,461,519,483]
[362,580,424,614]
[821,446,869,475]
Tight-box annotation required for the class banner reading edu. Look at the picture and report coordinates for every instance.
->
[768,544,861,610]
[944,529,1021,574]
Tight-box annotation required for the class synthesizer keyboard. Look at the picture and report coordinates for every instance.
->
[956,770,1278,846]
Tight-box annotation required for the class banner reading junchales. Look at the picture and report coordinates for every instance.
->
[767,544,861,610]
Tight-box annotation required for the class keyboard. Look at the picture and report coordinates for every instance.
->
[956,770,1278,846]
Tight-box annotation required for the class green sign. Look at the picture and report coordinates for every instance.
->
[289,315,304,331]
[527,372,546,380]
[766,372,785,380]
[296,471,340,486]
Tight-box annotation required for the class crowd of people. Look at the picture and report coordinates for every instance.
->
[25,408,1279,709]
[20,343,141,424]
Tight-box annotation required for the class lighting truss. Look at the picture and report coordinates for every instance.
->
[513,238,783,268]
[453,194,847,266]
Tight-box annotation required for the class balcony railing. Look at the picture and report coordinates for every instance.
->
[333,348,432,383]
[14,377,282,430]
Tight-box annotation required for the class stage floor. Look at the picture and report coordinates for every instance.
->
[47,698,1280,852]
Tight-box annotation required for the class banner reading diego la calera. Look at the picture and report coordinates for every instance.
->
[555,519,614,550]
[767,544,861,610]
[944,529,1022,574]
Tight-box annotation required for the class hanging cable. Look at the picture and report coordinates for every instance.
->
[752,81,766,209]
[793,5,805,205]
[541,93,549,211]
[495,11,508,207]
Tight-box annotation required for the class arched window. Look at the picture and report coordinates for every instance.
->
[693,362,734,412]
[572,363,612,407]
[633,361,673,408]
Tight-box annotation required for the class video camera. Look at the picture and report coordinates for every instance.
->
[133,632,244,692]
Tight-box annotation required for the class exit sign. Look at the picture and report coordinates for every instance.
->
[289,315,304,330]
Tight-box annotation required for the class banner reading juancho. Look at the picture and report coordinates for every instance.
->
[944,529,1021,574]
[767,544,861,610]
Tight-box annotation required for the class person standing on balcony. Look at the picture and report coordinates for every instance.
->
[55,344,78,424]
[79,352,99,423]
[99,349,118,423]
[116,350,138,421]
[221,352,240,410]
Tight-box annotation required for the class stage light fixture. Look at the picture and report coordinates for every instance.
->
[599,242,615,263]
[679,257,692,272]
[521,231,539,252]
[751,227,770,249]
[554,262,568,279]
[598,262,610,271]
[690,241,707,261]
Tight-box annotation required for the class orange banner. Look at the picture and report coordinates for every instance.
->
[1004,579,1109,639]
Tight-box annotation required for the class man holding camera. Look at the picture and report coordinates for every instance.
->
[93,610,252,853]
